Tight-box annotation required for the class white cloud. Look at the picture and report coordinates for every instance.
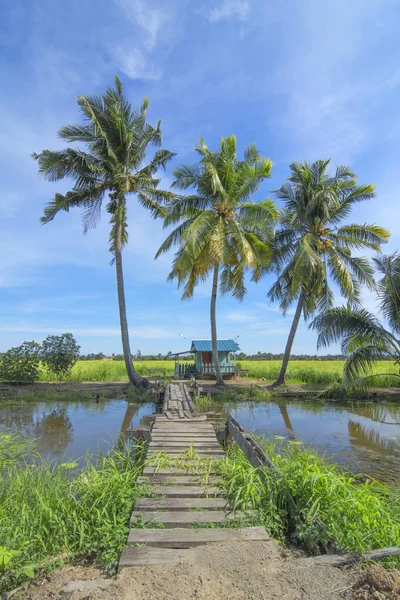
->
[208,0,250,22]
[268,0,399,162]
[0,323,176,339]
[225,312,256,323]
[112,47,162,81]
[114,0,167,51]
[255,302,295,316]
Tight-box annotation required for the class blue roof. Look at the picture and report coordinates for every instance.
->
[190,340,240,352]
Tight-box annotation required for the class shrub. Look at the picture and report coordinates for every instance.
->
[220,441,400,561]
[0,342,41,384]
[0,435,146,593]
[40,334,80,382]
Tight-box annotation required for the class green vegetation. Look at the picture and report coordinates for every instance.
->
[33,358,400,387]
[40,333,81,382]
[312,252,400,389]
[156,136,277,385]
[0,342,41,384]
[220,441,400,561]
[0,433,147,594]
[33,76,174,388]
[268,160,389,387]
[0,334,80,385]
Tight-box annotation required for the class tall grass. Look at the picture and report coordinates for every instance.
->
[0,434,147,594]
[37,360,399,387]
[219,441,400,562]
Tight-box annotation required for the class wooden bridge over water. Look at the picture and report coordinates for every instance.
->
[119,382,268,567]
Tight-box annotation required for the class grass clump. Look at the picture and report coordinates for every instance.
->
[0,434,147,594]
[219,441,400,562]
[32,359,399,387]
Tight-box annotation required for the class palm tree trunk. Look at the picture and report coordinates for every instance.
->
[272,294,304,388]
[115,236,149,389]
[210,265,224,386]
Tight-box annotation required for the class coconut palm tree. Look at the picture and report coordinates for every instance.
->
[33,76,175,387]
[311,252,400,387]
[268,160,390,387]
[156,136,278,385]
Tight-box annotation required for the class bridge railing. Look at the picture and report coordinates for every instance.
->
[201,363,236,375]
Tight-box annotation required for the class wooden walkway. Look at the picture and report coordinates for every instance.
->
[119,383,268,568]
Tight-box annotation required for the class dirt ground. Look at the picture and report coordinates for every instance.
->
[2,380,400,401]
[14,541,366,600]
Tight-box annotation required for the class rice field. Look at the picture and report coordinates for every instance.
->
[38,359,399,386]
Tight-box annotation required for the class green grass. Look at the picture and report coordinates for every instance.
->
[219,441,400,562]
[0,434,147,594]
[35,359,400,387]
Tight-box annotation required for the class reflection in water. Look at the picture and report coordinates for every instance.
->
[348,403,400,425]
[117,404,140,450]
[201,398,400,484]
[0,399,154,465]
[1,397,399,483]
[348,420,395,456]
[279,405,296,439]
[33,406,73,456]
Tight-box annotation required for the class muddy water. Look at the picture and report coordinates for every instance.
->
[0,398,399,483]
[0,399,154,463]
[198,399,400,484]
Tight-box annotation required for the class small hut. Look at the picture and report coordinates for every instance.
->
[173,339,240,379]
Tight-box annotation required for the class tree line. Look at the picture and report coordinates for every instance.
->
[78,351,393,362]
[32,76,398,389]
[0,334,80,384]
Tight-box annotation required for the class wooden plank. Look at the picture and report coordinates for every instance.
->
[148,450,222,456]
[178,410,185,419]
[134,497,228,511]
[128,527,268,548]
[150,432,217,442]
[119,547,192,568]
[153,418,212,424]
[130,510,247,528]
[149,485,222,497]
[149,441,221,448]
[151,420,214,433]
[227,415,275,469]
[153,422,212,425]
[137,475,219,485]
[142,467,217,476]
[147,452,225,459]
[297,546,400,567]
[155,416,207,422]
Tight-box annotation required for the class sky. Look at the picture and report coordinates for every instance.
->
[1,0,400,356]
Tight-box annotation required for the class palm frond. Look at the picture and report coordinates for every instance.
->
[334,224,390,250]
[310,307,396,350]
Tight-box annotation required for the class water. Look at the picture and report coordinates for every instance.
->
[198,398,400,484]
[0,397,399,483]
[0,399,154,464]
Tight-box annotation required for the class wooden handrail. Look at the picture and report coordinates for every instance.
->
[226,415,275,469]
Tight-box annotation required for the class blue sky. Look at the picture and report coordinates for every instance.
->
[1,0,400,355]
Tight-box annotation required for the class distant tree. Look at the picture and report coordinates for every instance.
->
[268,160,389,387]
[311,252,400,386]
[41,333,80,382]
[157,136,277,385]
[33,76,174,388]
[0,341,41,384]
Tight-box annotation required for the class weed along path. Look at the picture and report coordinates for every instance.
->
[18,382,399,599]
[120,383,268,566]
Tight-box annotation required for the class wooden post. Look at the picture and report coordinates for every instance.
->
[224,417,232,450]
